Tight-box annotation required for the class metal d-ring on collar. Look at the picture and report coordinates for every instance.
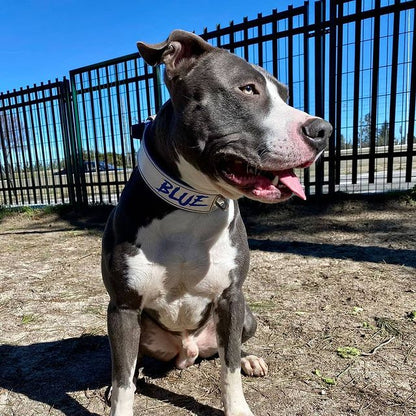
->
[137,120,228,213]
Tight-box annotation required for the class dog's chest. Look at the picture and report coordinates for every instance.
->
[125,203,238,331]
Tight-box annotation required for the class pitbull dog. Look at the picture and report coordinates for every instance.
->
[102,30,331,416]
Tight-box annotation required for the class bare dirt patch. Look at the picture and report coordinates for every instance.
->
[0,194,415,416]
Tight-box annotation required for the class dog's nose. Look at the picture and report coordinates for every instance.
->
[301,118,332,152]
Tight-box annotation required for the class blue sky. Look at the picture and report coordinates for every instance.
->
[0,0,304,93]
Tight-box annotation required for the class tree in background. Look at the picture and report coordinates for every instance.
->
[358,113,372,148]
[358,114,395,149]
[376,121,389,147]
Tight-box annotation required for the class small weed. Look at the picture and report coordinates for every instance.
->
[337,346,361,358]
[362,321,376,330]
[313,369,337,386]
[21,314,37,325]
[352,306,364,315]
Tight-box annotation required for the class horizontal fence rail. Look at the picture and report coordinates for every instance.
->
[0,0,415,207]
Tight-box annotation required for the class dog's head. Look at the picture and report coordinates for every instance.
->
[137,30,332,203]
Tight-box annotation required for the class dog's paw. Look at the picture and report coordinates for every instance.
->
[241,355,268,377]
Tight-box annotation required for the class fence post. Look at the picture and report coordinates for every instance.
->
[66,76,88,207]
[58,80,76,206]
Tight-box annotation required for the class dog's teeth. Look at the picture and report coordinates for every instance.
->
[272,175,279,186]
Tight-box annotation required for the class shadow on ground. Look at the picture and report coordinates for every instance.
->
[248,239,416,268]
[0,336,223,416]
[0,335,110,415]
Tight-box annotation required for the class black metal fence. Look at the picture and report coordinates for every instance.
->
[0,0,415,207]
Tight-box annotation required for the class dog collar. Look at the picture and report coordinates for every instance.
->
[138,139,228,213]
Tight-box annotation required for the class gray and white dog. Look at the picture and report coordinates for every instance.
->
[102,30,332,416]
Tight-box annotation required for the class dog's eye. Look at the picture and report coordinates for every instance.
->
[240,84,258,95]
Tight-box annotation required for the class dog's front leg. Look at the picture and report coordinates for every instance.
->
[215,287,254,416]
[107,302,141,416]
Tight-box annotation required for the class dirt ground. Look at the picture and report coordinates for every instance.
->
[0,193,415,416]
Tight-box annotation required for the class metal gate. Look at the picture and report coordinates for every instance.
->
[0,79,82,206]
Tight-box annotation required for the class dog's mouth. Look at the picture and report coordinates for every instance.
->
[218,158,307,202]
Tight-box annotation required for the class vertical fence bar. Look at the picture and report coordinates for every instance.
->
[33,86,50,204]
[387,1,401,183]
[123,60,134,170]
[328,0,338,194]
[61,78,78,206]
[369,0,381,185]
[79,73,94,203]
[303,2,310,115]
[335,0,344,187]
[272,10,278,79]
[143,63,152,118]
[303,2,311,196]
[243,17,249,61]
[288,6,294,108]
[49,83,65,203]
[153,63,163,113]
[41,83,59,203]
[216,24,221,47]
[314,0,325,195]
[352,0,362,185]
[257,14,263,67]
[406,7,416,183]
[133,57,141,160]
[229,21,235,53]
[59,79,75,206]
[115,65,128,183]
[69,74,88,206]
[27,87,43,204]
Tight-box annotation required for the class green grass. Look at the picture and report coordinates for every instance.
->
[21,314,37,325]
[337,346,361,359]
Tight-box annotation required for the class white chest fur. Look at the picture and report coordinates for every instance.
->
[125,201,237,331]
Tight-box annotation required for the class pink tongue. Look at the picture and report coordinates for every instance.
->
[279,170,306,200]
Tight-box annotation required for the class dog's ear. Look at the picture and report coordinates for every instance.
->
[137,30,214,80]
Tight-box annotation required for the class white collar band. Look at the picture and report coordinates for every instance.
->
[138,140,228,213]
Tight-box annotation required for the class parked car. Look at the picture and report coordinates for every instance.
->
[54,161,117,175]
[98,161,116,171]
